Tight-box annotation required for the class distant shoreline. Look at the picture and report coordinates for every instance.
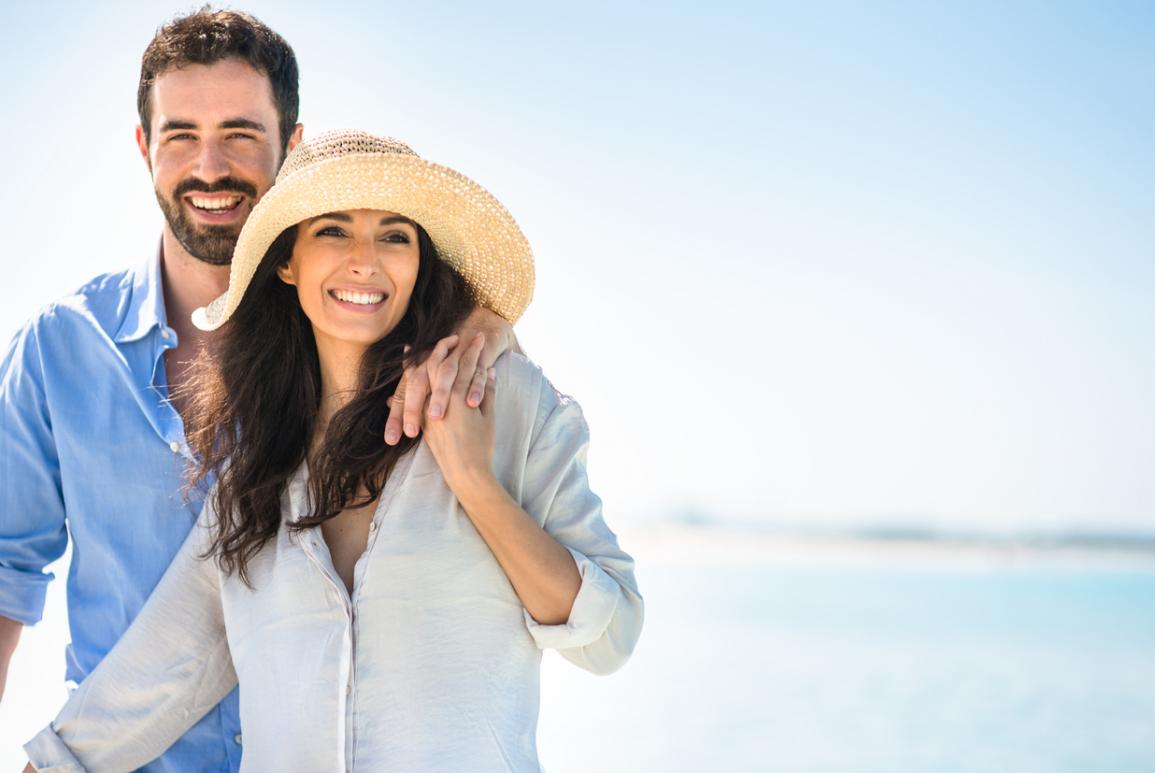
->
[620,520,1155,571]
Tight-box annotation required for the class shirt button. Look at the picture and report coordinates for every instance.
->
[234,733,243,745]
[368,522,377,533]
[169,441,181,453]
[160,328,171,339]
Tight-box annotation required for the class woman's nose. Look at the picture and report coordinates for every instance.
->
[347,239,378,275]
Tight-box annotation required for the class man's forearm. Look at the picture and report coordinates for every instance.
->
[0,614,23,702]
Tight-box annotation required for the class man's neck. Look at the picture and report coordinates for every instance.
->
[159,228,231,348]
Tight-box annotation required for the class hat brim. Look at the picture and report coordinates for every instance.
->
[193,152,533,331]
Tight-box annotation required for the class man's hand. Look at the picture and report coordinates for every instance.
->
[0,615,21,703]
[384,307,515,445]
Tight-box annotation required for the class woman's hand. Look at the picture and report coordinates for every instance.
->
[383,307,515,445]
[421,333,498,497]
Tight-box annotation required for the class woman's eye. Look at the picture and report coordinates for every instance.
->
[381,231,411,244]
[316,226,346,237]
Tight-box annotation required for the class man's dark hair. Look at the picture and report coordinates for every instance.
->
[137,7,299,152]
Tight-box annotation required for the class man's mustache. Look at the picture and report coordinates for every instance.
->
[173,177,259,199]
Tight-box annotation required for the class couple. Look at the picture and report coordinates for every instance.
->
[2,9,641,773]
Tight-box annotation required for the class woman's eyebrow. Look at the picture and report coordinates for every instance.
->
[305,213,414,226]
[379,215,416,227]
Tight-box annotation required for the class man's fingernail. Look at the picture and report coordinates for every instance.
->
[429,404,442,418]
[469,391,482,405]
[488,367,496,380]
[385,428,399,444]
[404,423,417,436]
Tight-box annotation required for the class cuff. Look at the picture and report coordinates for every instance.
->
[24,724,86,773]
[0,564,52,625]
[523,547,621,650]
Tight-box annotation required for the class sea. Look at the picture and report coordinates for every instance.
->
[536,526,1155,772]
[4,525,1154,772]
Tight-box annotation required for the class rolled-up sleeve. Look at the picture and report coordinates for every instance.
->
[22,725,86,773]
[0,320,68,625]
[518,376,643,675]
[24,504,236,772]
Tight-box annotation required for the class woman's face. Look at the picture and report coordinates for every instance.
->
[278,209,421,355]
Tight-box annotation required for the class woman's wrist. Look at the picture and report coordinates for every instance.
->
[448,467,510,517]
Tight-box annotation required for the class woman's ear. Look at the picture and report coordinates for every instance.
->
[277,263,296,286]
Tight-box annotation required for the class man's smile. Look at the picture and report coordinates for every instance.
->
[183,192,247,223]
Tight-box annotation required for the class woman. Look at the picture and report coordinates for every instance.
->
[25,131,642,772]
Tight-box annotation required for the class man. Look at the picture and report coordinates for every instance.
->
[1,9,510,771]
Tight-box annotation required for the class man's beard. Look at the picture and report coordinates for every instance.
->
[156,177,259,266]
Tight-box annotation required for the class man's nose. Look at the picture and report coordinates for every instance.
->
[193,139,231,182]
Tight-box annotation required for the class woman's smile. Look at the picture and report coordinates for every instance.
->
[328,286,389,312]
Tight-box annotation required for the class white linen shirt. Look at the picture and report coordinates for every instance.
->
[26,354,643,773]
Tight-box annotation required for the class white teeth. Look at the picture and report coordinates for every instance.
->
[189,195,241,211]
[333,289,385,305]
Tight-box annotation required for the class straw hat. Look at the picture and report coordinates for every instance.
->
[192,130,534,330]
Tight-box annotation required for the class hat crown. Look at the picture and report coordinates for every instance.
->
[276,130,418,183]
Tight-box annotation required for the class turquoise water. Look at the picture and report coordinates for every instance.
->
[538,557,1155,772]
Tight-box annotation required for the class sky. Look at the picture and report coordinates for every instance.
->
[0,0,1152,534]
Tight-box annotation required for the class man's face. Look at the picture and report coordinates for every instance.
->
[139,58,288,265]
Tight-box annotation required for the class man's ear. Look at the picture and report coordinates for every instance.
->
[286,123,304,154]
[277,263,296,285]
[135,125,151,170]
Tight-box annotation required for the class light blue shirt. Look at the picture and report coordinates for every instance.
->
[0,254,242,772]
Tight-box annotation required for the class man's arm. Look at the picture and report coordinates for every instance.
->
[0,614,21,702]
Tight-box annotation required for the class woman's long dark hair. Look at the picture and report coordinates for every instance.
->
[182,223,473,584]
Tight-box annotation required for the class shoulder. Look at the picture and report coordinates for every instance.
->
[492,352,587,445]
[11,267,136,347]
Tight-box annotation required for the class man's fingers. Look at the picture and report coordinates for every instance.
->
[478,367,497,418]
[403,362,431,438]
[384,370,408,445]
[476,325,508,370]
[456,333,486,407]
[426,358,460,420]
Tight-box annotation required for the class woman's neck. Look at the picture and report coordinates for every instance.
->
[314,335,369,441]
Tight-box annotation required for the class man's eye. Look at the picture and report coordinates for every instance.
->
[229,133,256,141]
[167,133,195,142]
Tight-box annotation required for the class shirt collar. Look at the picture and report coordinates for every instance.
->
[113,243,169,343]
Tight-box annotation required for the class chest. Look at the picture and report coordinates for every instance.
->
[319,497,379,593]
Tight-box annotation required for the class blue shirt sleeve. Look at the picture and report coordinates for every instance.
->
[0,316,69,625]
